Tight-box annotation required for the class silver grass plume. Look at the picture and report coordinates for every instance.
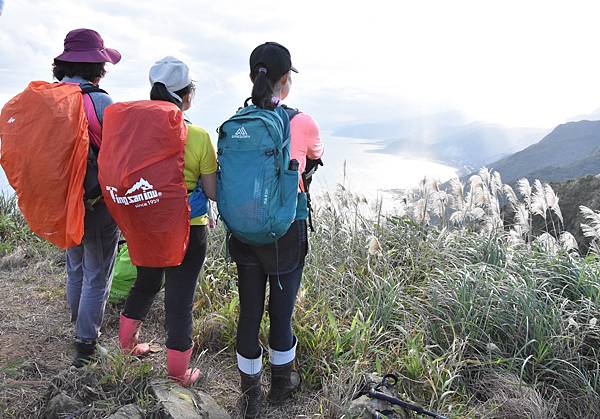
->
[544,184,563,224]
[559,231,579,252]
[514,203,530,235]
[517,178,532,207]
[535,232,560,255]
[478,167,491,188]
[491,171,503,198]
[414,198,430,225]
[531,179,548,219]
[449,178,465,212]
[508,226,527,246]
[469,174,483,190]
[432,190,448,218]
[503,184,518,209]
[482,214,503,234]
[468,207,486,221]
[469,175,489,207]
[580,205,600,242]
[450,210,466,225]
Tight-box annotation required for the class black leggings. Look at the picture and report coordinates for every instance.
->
[236,263,303,359]
[123,225,207,351]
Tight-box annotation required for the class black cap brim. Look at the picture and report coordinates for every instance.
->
[290,65,298,73]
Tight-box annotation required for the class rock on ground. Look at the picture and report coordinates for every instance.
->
[347,373,411,419]
[151,379,231,419]
[105,403,144,419]
[0,247,26,269]
[43,391,84,419]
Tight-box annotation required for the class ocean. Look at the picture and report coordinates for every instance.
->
[0,133,458,208]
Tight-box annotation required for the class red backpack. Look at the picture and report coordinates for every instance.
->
[98,101,189,267]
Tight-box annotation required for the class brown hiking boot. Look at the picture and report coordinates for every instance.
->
[268,361,301,403]
[240,370,262,418]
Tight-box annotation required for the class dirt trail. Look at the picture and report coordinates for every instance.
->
[0,258,325,418]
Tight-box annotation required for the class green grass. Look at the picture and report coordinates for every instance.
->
[193,188,600,418]
[2,180,599,417]
[44,353,160,418]
[0,193,55,258]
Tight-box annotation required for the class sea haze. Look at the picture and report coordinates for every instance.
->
[0,131,458,201]
[311,133,457,206]
[333,113,546,175]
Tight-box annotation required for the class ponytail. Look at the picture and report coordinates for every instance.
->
[150,82,194,110]
[150,82,181,108]
[251,68,275,110]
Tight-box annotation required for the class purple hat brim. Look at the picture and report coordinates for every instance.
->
[54,47,121,64]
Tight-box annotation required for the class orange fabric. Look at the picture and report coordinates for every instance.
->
[98,101,189,267]
[0,81,88,248]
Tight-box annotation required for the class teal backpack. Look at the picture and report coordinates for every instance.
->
[216,103,299,246]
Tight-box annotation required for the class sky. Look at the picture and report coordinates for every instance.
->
[1,0,600,133]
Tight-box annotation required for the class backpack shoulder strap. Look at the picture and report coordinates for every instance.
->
[280,104,300,121]
[274,107,291,150]
[79,84,104,150]
[80,84,108,95]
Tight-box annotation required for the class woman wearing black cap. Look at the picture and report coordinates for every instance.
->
[228,42,324,418]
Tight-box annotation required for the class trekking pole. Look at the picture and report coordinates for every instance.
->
[367,374,449,419]
[367,389,448,419]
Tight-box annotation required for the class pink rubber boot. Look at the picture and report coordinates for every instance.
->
[167,347,201,386]
[119,314,150,356]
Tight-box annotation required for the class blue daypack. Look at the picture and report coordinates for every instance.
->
[216,104,299,246]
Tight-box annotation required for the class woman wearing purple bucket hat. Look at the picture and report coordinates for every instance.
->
[53,28,122,367]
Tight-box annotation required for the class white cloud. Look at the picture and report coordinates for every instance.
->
[1,0,600,131]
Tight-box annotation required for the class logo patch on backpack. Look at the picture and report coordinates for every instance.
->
[105,177,162,208]
[232,126,250,139]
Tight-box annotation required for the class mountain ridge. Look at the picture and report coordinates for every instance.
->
[486,120,600,184]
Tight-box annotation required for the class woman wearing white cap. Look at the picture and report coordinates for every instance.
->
[117,57,217,386]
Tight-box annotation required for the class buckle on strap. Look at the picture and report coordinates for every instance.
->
[84,195,103,211]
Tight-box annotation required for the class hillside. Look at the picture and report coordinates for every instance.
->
[488,120,600,183]
[550,175,600,251]
[428,123,543,171]
[523,149,600,183]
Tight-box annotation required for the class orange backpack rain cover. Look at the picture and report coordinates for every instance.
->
[98,101,190,267]
[0,82,88,248]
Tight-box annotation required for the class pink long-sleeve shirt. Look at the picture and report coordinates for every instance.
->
[289,112,324,191]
